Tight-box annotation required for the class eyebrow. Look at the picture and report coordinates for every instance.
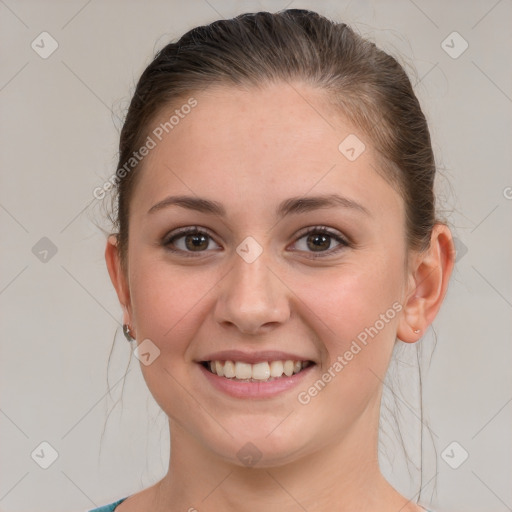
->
[147,193,370,217]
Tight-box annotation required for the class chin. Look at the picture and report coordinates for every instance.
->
[204,422,314,469]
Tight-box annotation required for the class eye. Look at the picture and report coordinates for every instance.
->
[163,227,221,255]
[290,226,349,257]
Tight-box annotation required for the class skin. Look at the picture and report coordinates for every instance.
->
[106,81,454,512]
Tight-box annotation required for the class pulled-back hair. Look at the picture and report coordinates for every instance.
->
[112,9,437,271]
[107,12,440,500]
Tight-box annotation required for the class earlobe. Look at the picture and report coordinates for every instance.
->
[105,235,133,329]
[397,224,455,343]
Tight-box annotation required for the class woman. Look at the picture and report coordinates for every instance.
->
[96,9,454,512]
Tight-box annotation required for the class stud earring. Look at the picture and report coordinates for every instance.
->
[413,328,421,334]
[123,324,135,342]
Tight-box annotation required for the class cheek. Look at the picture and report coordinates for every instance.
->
[128,255,223,354]
[127,257,219,418]
[288,255,404,374]
[300,262,402,332]
[288,265,403,425]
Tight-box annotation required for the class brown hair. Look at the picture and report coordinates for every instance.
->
[111,8,437,270]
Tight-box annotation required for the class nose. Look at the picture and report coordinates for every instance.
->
[213,253,291,335]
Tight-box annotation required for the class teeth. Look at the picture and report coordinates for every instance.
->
[283,360,294,377]
[223,360,236,378]
[269,360,284,377]
[235,362,252,380]
[214,361,224,377]
[252,362,270,381]
[207,359,309,381]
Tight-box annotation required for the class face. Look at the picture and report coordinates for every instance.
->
[113,82,412,467]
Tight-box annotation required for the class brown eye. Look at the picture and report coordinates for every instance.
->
[306,233,332,251]
[291,227,348,257]
[184,233,209,251]
[164,227,221,255]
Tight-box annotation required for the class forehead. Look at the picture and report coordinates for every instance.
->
[131,82,403,221]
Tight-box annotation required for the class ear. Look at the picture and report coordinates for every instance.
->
[105,235,134,332]
[397,223,455,343]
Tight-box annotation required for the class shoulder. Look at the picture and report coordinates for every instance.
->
[87,497,127,512]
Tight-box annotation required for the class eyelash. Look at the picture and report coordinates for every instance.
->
[162,225,350,259]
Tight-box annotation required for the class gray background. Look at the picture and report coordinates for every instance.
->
[1,1,511,511]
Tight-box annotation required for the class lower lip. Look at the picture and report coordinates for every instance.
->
[198,363,315,399]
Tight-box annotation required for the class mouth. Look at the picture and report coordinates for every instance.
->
[200,359,315,383]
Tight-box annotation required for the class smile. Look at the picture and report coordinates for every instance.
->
[202,359,314,382]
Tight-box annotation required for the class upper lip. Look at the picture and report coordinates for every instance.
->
[198,350,316,364]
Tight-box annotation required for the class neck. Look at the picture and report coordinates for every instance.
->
[150,398,416,512]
